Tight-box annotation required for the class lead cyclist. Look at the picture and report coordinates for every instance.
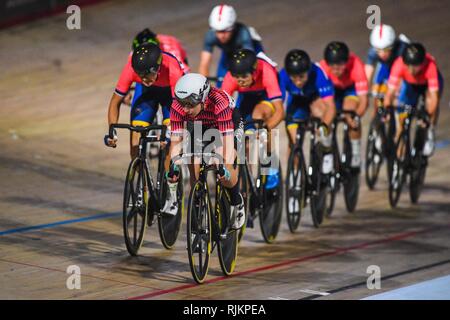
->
[162,73,246,230]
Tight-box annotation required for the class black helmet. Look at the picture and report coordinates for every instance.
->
[229,49,257,76]
[324,41,349,64]
[132,28,159,50]
[131,43,162,76]
[284,49,311,75]
[402,42,426,66]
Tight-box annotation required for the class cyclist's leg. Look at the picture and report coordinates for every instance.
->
[371,62,390,118]
[158,89,174,170]
[423,72,443,156]
[341,86,362,167]
[238,93,258,163]
[396,80,420,137]
[286,104,309,174]
[286,100,310,148]
[222,114,246,227]
[425,71,444,126]
[252,99,275,151]
[252,99,281,188]
[130,89,158,159]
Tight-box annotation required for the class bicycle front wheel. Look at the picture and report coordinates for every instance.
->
[388,135,408,208]
[158,170,184,250]
[122,157,149,256]
[216,186,238,276]
[310,147,326,228]
[343,135,360,213]
[365,120,384,190]
[410,127,428,203]
[237,164,249,243]
[186,180,212,284]
[259,161,283,243]
[285,147,306,232]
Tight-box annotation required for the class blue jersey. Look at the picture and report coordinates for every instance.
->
[366,38,408,68]
[203,22,263,59]
[280,63,334,107]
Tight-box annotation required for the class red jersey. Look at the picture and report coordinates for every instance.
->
[388,54,440,92]
[320,53,368,95]
[114,51,185,97]
[170,87,235,136]
[157,34,188,66]
[221,57,282,101]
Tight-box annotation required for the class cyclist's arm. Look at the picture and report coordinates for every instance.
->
[365,64,375,86]
[427,90,439,115]
[266,99,285,130]
[322,96,336,127]
[425,59,440,115]
[199,51,212,77]
[262,63,284,129]
[166,134,183,171]
[356,93,368,117]
[110,56,135,124]
[199,31,215,76]
[385,57,403,108]
[107,93,123,126]
[315,65,336,126]
[365,48,378,85]
[353,57,370,117]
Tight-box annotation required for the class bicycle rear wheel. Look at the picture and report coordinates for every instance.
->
[343,135,360,213]
[237,164,249,243]
[122,158,148,256]
[325,143,339,217]
[216,186,238,276]
[259,161,283,243]
[388,135,408,208]
[186,180,212,284]
[285,147,306,232]
[410,127,428,203]
[310,146,326,227]
[158,171,184,249]
[365,121,384,190]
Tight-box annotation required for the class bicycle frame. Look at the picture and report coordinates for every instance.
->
[172,152,231,242]
[109,123,167,214]
[289,117,322,197]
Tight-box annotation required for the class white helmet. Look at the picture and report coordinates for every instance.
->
[370,24,396,50]
[209,4,237,31]
[175,73,211,106]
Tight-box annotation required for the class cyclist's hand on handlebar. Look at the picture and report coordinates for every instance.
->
[347,115,360,129]
[217,166,231,183]
[104,129,118,148]
[166,163,180,183]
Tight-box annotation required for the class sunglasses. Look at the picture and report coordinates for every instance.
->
[176,94,202,109]
[136,67,159,79]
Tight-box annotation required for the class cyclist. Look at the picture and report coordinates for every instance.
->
[104,43,185,159]
[124,27,189,106]
[221,48,285,190]
[199,4,264,87]
[320,41,369,169]
[384,42,444,156]
[365,24,409,118]
[280,49,336,173]
[163,73,246,229]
